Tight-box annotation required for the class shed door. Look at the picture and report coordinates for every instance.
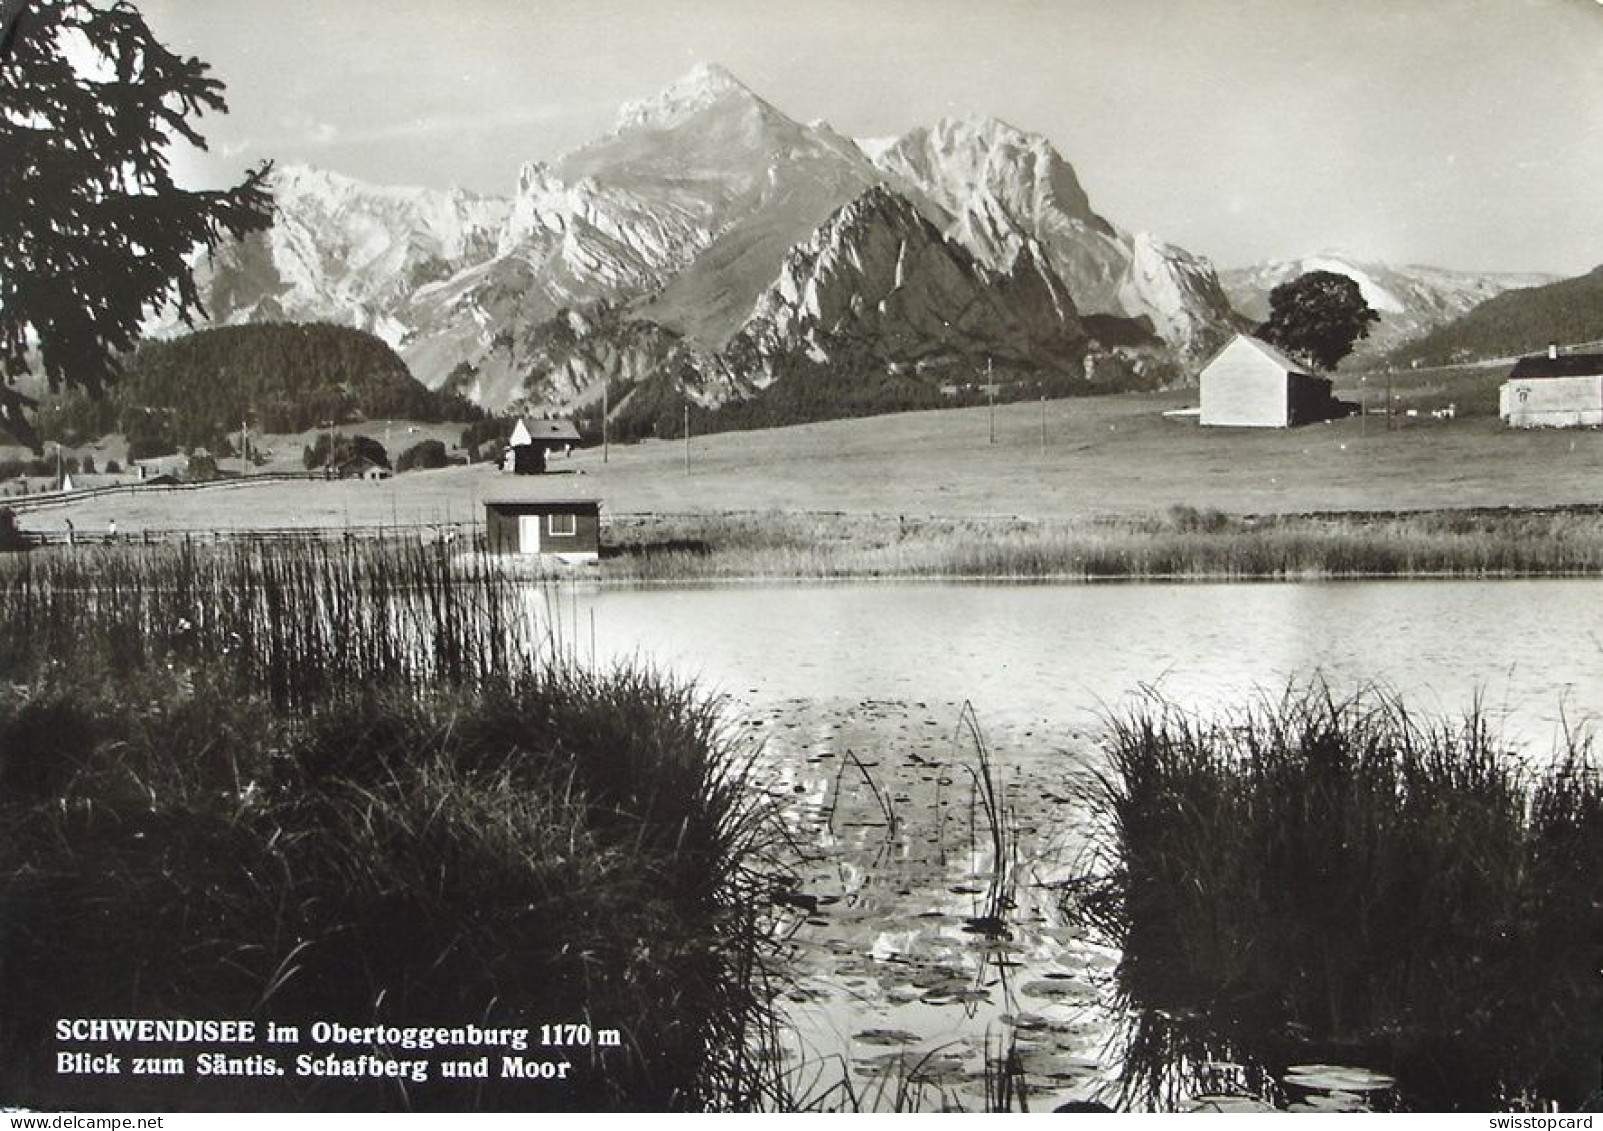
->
[518,515,542,554]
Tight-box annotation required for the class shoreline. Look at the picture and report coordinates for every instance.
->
[15,501,1603,585]
[583,505,1603,584]
[565,567,1603,589]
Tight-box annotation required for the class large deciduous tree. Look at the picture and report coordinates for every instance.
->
[1256,270,1380,372]
[0,0,273,429]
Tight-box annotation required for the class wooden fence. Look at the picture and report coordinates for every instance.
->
[2,473,323,514]
[20,522,481,549]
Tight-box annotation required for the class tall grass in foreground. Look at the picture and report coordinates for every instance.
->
[0,541,550,707]
[605,507,1603,582]
[1065,685,1603,1112]
[0,543,785,1111]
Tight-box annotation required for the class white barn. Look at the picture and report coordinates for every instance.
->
[1198,334,1342,428]
[1499,350,1603,428]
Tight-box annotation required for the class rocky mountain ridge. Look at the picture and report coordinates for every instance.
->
[182,64,1544,418]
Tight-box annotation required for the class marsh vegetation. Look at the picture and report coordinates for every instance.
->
[0,542,783,1111]
[603,505,1603,582]
[1065,684,1603,1111]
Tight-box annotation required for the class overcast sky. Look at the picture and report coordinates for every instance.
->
[140,0,1603,277]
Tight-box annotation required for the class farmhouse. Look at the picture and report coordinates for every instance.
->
[483,494,601,562]
[334,455,393,481]
[1499,348,1603,428]
[133,455,188,480]
[502,418,581,475]
[1198,334,1347,428]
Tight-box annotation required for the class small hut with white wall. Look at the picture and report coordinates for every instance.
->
[501,418,582,474]
[1199,334,1344,428]
[1499,347,1603,428]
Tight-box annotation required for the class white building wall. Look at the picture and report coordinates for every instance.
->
[1500,376,1603,428]
[1200,338,1289,427]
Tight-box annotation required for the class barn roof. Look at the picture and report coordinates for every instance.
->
[1508,354,1603,379]
[510,418,581,445]
[483,492,601,507]
[1199,333,1318,378]
[1237,335,1315,375]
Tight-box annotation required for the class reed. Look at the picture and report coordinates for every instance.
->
[1065,683,1603,1112]
[0,539,556,706]
[600,507,1603,582]
[0,542,786,1111]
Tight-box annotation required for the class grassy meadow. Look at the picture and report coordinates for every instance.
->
[11,370,1603,583]
[0,541,785,1112]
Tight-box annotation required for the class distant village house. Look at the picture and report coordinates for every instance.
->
[501,417,581,475]
[483,495,600,562]
[335,455,393,481]
[1198,334,1351,428]
[1499,347,1603,428]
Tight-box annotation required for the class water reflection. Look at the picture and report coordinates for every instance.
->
[527,579,1603,1109]
[557,579,1603,751]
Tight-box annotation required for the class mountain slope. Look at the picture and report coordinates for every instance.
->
[1219,254,1557,367]
[727,184,1085,383]
[173,64,1559,424]
[396,65,884,407]
[871,116,1240,359]
[38,324,479,456]
[195,165,510,339]
[1386,265,1603,367]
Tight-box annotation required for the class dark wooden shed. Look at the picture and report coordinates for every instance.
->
[483,494,601,562]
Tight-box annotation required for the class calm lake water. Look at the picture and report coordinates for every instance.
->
[537,579,1603,1110]
[556,579,1603,750]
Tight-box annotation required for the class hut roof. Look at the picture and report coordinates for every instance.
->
[1199,333,1318,378]
[510,418,581,445]
[1508,354,1603,380]
[483,492,601,507]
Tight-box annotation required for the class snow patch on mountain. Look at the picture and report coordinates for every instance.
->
[1296,255,1407,314]
[612,62,756,133]
[1219,254,1559,364]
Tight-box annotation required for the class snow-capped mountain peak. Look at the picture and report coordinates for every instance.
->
[612,62,767,132]
[180,65,1315,413]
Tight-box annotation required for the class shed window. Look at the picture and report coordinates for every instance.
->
[547,512,576,537]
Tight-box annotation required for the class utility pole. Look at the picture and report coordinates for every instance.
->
[1040,395,1046,451]
[602,381,609,464]
[987,357,995,445]
[683,402,690,475]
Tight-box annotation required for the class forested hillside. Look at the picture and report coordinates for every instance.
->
[1389,266,1603,367]
[36,323,481,451]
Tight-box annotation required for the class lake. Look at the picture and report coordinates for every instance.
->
[535,578,1603,1110]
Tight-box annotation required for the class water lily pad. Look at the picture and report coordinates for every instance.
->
[1186,1095,1278,1113]
[1290,1091,1370,1112]
[945,987,992,1004]
[1020,978,1096,1002]
[960,915,1010,938]
[853,1028,921,1047]
[999,1011,1052,1031]
[1284,1064,1396,1093]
